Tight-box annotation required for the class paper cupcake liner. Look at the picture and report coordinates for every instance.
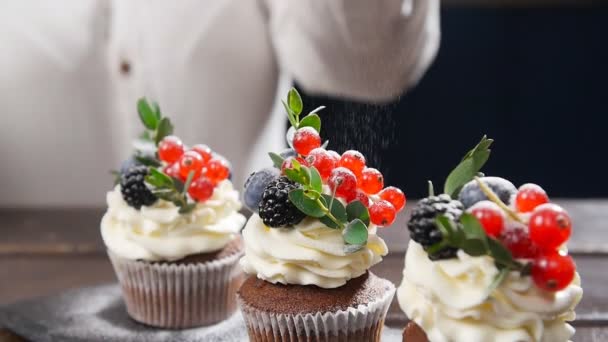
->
[108,249,244,328]
[237,281,396,342]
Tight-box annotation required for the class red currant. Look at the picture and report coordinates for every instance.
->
[499,225,539,259]
[178,151,204,179]
[188,176,215,202]
[531,252,576,292]
[191,144,213,164]
[328,167,357,199]
[292,127,321,156]
[369,200,396,227]
[358,168,384,194]
[352,190,370,207]
[515,183,549,213]
[468,201,505,238]
[163,162,183,180]
[205,158,230,184]
[327,150,341,162]
[339,150,366,176]
[378,186,406,212]
[529,203,572,251]
[158,136,184,163]
[306,148,337,180]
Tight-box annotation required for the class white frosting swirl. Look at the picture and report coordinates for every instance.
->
[240,214,388,289]
[101,180,246,261]
[397,241,583,342]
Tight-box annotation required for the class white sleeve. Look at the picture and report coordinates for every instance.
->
[267,0,440,102]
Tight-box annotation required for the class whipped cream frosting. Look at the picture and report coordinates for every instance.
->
[239,214,388,289]
[101,180,246,261]
[397,241,583,342]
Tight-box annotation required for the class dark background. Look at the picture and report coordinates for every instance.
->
[298,4,608,199]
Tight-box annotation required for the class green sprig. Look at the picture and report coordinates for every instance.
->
[145,169,198,214]
[443,135,493,198]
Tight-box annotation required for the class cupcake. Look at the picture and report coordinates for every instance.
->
[101,98,246,328]
[237,88,407,341]
[398,136,583,342]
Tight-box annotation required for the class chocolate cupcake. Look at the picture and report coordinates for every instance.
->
[237,88,406,341]
[398,137,583,342]
[101,99,246,328]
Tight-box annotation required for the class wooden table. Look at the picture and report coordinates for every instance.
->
[1,200,607,341]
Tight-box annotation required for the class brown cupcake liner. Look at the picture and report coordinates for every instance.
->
[237,282,395,342]
[108,248,244,328]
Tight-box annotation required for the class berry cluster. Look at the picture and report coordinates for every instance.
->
[158,136,230,202]
[115,98,231,212]
[469,182,575,292]
[407,136,576,293]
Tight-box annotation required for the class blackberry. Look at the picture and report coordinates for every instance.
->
[258,176,305,228]
[407,194,464,260]
[120,166,158,209]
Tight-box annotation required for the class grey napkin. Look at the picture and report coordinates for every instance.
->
[0,284,402,341]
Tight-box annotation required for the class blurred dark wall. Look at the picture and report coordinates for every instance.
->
[298,5,608,198]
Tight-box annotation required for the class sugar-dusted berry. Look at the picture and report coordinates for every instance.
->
[306,148,337,180]
[328,167,357,199]
[188,176,215,202]
[499,224,539,259]
[158,136,184,163]
[378,186,406,212]
[178,151,204,179]
[339,150,366,176]
[531,252,576,292]
[358,167,384,194]
[163,162,183,180]
[529,203,572,251]
[369,200,396,227]
[191,144,213,164]
[515,183,549,213]
[292,127,321,156]
[352,190,370,208]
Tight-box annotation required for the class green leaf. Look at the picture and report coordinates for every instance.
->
[299,114,321,133]
[346,201,370,226]
[487,238,517,268]
[135,154,162,168]
[461,238,488,256]
[343,219,368,245]
[344,244,364,254]
[152,101,161,120]
[309,167,323,193]
[319,194,347,229]
[137,98,159,130]
[284,167,309,186]
[488,268,510,294]
[443,135,493,198]
[146,168,174,188]
[282,100,298,128]
[460,213,488,240]
[269,152,285,169]
[435,216,455,240]
[178,203,197,214]
[173,178,185,193]
[287,88,303,115]
[155,117,174,145]
[289,189,326,218]
[139,130,153,141]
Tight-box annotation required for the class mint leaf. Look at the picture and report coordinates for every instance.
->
[135,154,161,167]
[282,100,298,128]
[269,152,285,169]
[289,189,326,218]
[344,244,364,254]
[346,200,370,226]
[155,117,174,145]
[146,168,174,188]
[443,135,493,198]
[152,101,161,120]
[460,213,488,241]
[137,98,159,130]
[343,219,368,245]
[319,194,347,229]
[487,237,518,269]
[284,167,309,186]
[287,88,303,115]
[309,166,323,193]
[461,239,488,256]
[299,114,321,133]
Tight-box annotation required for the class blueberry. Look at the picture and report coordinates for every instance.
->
[243,167,280,213]
[458,176,517,209]
[279,148,297,159]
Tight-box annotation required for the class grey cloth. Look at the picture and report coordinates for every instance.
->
[0,284,402,341]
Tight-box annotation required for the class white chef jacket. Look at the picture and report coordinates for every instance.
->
[0,0,440,207]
